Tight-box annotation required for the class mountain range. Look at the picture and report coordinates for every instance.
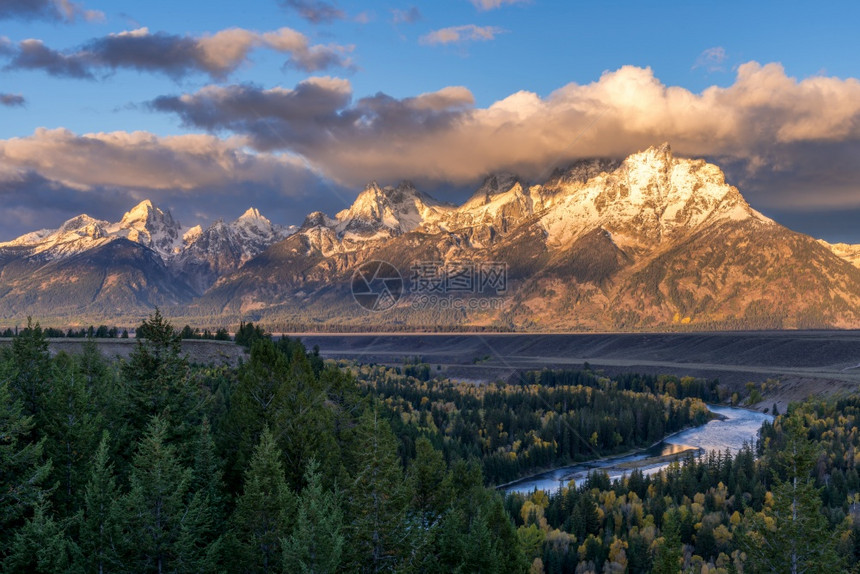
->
[2,144,859,330]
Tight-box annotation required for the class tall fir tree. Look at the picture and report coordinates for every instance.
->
[345,409,410,573]
[740,410,845,573]
[0,379,52,556]
[42,352,103,514]
[282,458,345,574]
[118,416,213,573]
[9,317,52,423]
[653,508,682,574]
[228,427,295,573]
[77,431,123,574]
[2,500,79,573]
[121,308,201,447]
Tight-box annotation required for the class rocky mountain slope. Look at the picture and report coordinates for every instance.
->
[3,144,860,329]
[0,201,291,319]
[198,144,860,330]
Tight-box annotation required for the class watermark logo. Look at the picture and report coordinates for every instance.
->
[410,261,507,295]
[351,260,404,311]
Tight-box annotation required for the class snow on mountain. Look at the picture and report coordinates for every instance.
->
[0,214,111,259]
[174,207,295,292]
[0,201,293,276]
[105,199,183,259]
[536,143,773,250]
[819,240,860,268]
[334,181,454,239]
[290,144,774,257]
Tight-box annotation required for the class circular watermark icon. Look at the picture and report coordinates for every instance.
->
[351,260,403,312]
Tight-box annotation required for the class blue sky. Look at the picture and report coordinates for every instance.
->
[2,0,860,241]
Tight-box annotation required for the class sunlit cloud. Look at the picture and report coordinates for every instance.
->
[149,63,860,213]
[1,26,354,80]
[420,24,505,46]
[0,128,334,239]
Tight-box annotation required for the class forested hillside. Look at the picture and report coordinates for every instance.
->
[1,315,859,573]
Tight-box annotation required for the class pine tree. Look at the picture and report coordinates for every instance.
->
[407,437,450,529]
[2,501,79,573]
[78,432,123,574]
[282,458,345,574]
[121,309,199,445]
[345,409,409,573]
[9,317,52,421]
[653,508,682,574]
[118,416,213,573]
[0,379,52,554]
[42,352,103,513]
[222,339,292,487]
[191,417,225,524]
[229,427,295,573]
[740,411,845,573]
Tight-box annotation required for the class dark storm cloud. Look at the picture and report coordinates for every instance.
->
[1,27,353,81]
[280,0,346,24]
[0,0,103,22]
[0,92,25,106]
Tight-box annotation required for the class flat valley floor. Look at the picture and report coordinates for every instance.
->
[297,331,860,413]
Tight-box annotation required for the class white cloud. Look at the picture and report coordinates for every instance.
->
[151,62,860,212]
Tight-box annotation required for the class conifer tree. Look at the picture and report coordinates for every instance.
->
[9,316,52,421]
[740,410,844,573]
[121,309,203,448]
[229,427,295,573]
[0,379,52,554]
[346,409,409,573]
[407,437,450,529]
[282,458,344,574]
[2,501,78,573]
[653,508,682,574]
[78,432,123,574]
[119,416,212,573]
[43,352,103,513]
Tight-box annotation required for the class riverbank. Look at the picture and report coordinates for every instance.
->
[493,419,711,491]
[502,404,773,494]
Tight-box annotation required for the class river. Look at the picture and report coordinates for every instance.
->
[503,405,774,494]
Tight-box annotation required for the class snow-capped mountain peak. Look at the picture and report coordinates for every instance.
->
[462,173,521,209]
[108,200,183,257]
[0,212,111,258]
[334,181,453,238]
[183,225,203,245]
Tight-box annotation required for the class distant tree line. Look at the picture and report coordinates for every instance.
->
[1,324,129,339]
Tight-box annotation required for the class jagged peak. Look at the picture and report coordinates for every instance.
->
[233,208,275,234]
[122,199,155,221]
[461,173,521,208]
[239,207,261,219]
[58,213,106,233]
[301,211,335,230]
[183,225,203,244]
